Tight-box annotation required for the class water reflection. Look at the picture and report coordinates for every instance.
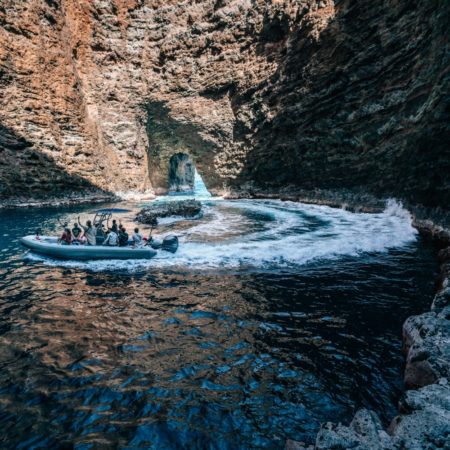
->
[0,203,438,448]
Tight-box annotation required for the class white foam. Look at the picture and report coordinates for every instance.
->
[26,199,418,273]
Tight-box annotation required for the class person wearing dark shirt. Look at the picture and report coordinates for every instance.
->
[110,219,119,233]
[118,227,129,247]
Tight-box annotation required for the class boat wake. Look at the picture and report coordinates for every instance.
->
[25,199,418,273]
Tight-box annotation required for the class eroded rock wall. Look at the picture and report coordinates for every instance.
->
[238,0,450,210]
[0,0,449,207]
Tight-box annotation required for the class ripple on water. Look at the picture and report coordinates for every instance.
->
[0,199,438,448]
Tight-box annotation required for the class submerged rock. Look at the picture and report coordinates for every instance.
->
[136,200,202,225]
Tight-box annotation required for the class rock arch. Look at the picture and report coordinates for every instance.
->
[145,101,234,195]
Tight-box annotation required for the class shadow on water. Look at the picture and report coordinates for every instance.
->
[0,203,438,449]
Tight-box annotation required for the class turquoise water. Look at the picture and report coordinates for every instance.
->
[165,169,212,201]
[193,170,212,198]
[0,199,438,448]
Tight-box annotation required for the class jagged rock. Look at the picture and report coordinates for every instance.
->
[438,247,450,264]
[168,153,195,192]
[0,0,449,207]
[389,379,450,450]
[403,307,450,389]
[315,409,393,450]
[285,439,314,450]
[135,200,202,225]
[432,286,450,312]
[303,381,450,450]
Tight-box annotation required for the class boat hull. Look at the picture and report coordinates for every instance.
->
[20,236,157,260]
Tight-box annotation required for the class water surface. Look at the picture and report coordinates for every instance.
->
[0,199,437,449]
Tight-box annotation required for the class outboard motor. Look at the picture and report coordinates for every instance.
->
[149,238,162,250]
[161,235,179,253]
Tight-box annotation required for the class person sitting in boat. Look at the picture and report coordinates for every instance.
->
[59,227,72,245]
[110,219,119,233]
[78,218,99,246]
[118,227,129,247]
[132,227,144,247]
[71,223,83,245]
[102,229,119,246]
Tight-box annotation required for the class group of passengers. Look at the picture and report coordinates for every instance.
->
[59,219,145,247]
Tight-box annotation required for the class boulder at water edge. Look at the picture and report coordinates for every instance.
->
[136,199,202,225]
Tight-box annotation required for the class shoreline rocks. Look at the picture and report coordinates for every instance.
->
[403,307,450,390]
[135,199,202,225]
[299,380,450,450]
[0,191,118,209]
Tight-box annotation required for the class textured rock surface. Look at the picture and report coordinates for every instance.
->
[168,153,195,192]
[1,0,449,206]
[402,246,450,390]
[304,381,450,450]
[136,199,202,224]
[314,409,393,450]
[403,307,450,389]
[389,379,450,450]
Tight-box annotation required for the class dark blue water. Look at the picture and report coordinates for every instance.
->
[0,201,437,449]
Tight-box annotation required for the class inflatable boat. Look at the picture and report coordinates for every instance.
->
[20,235,158,260]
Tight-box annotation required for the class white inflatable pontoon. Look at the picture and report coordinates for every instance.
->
[20,235,157,260]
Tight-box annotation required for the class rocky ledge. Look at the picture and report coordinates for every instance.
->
[136,199,202,225]
[288,244,450,449]
[0,190,117,209]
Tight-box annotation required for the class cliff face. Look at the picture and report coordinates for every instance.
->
[0,0,449,207]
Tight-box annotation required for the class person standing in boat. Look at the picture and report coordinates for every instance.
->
[110,219,119,233]
[102,229,119,246]
[132,227,144,247]
[78,218,99,246]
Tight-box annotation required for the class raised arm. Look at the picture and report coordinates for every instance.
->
[78,216,87,231]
